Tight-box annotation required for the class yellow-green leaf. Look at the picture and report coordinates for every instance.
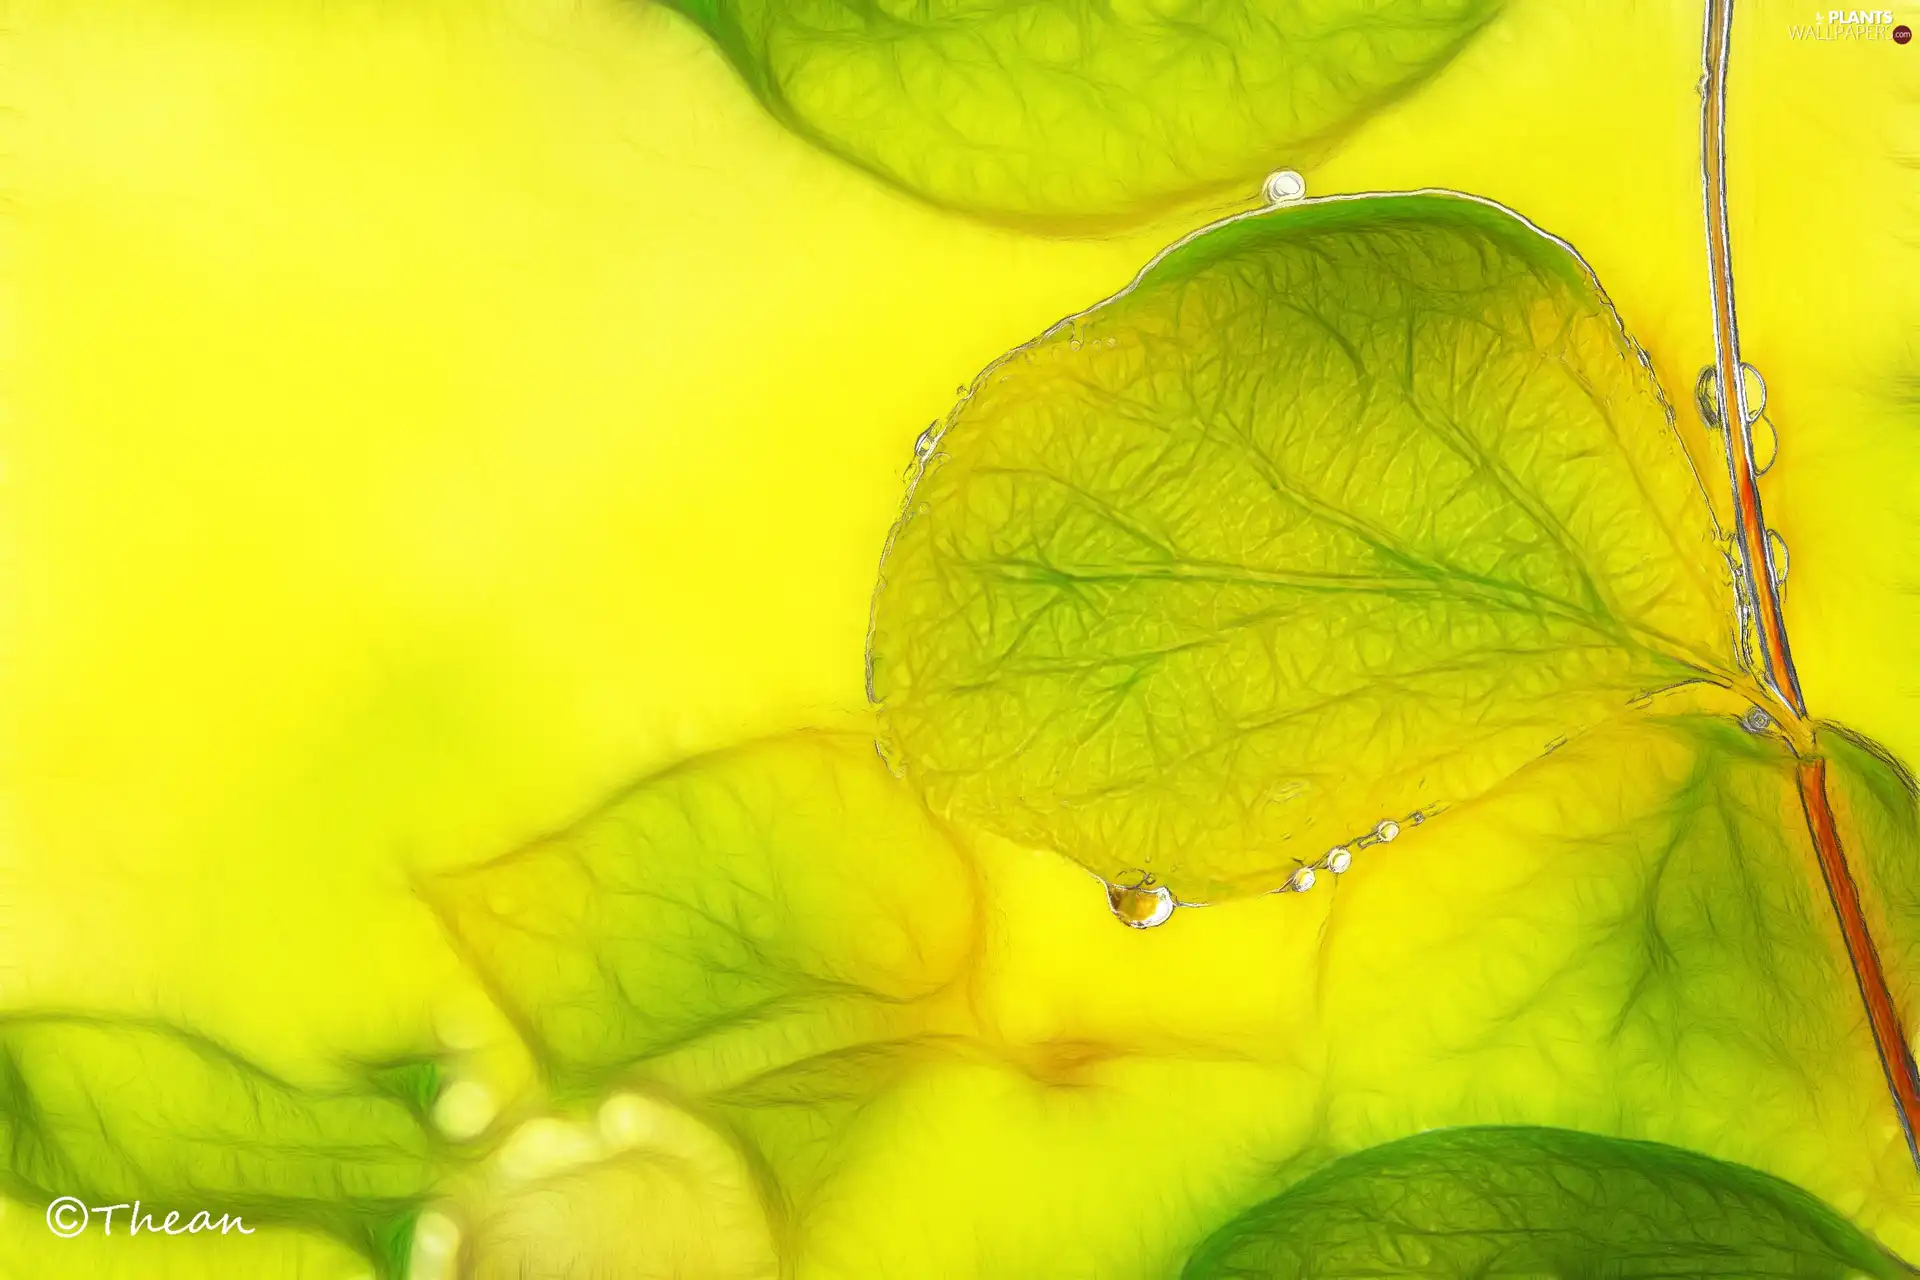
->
[0,1016,440,1272]
[425,732,977,1094]
[869,193,1740,901]
[666,0,1501,226]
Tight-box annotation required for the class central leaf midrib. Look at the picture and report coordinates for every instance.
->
[975,555,1618,640]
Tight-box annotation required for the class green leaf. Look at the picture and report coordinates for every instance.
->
[708,1035,968,1215]
[426,731,978,1094]
[0,1015,441,1270]
[1313,710,1906,1179]
[1181,1125,1914,1279]
[868,193,1740,901]
[665,0,1501,227]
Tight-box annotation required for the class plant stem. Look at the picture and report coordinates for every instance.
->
[1798,759,1920,1165]
[1702,0,1920,1173]
[1701,0,1801,718]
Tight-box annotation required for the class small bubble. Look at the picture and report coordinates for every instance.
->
[1326,847,1353,874]
[1289,866,1317,892]
[1767,529,1790,583]
[1107,879,1174,929]
[1739,363,1767,422]
[1069,338,1081,350]
[1750,414,1778,474]
[1698,364,1770,437]
[1741,707,1774,734]
[1694,366,1721,429]
[1375,819,1401,843]
[1262,169,1306,204]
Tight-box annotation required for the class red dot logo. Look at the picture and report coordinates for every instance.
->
[1896,23,1913,43]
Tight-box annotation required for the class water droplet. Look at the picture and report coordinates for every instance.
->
[1107,879,1174,928]
[1741,706,1773,734]
[1375,819,1401,843]
[1326,847,1353,874]
[1263,169,1306,204]
[1739,363,1767,422]
[1069,338,1082,350]
[1694,366,1721,428]
[1767,528,1789,583]
[1289,866,1317,892]
[1750,414,1777,474]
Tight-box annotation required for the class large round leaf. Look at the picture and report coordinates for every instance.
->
[868,193,1742,901]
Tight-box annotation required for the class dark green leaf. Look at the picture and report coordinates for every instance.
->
[1182,1126,1914,1279]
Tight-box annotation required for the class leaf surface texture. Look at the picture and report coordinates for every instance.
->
[870,194,1737,899]
[670,0,1500,225]
[1182,1125,1913,1279]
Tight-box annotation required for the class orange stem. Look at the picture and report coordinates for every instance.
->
[1703,0,1920,1173]
[1701,0,1803,718]
[1798,759,1920,1165]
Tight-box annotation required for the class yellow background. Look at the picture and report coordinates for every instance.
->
[1,0,1915,1272]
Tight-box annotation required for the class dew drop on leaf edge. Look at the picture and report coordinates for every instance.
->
[1107,880,1174,928]
[1263,169,1306,204]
